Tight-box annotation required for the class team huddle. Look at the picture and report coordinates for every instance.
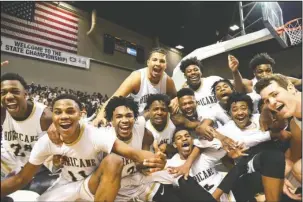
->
[1,48,302,202]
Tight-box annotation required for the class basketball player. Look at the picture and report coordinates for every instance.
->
[145,94,202,156]
[255,74,302,201]
[177,88,236,147]
[167,88,239,179]
[179,57,222,111]
[230,53,301,93]
[210,92,286,202]
[198,79,261,140]
[93,47,178,127]
[1,73,56,194]
[1,94,167,201]
[144,94,177,155]
[103,96,217,202]
[161,128,236,201]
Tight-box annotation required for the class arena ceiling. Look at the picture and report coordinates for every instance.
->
[71,1,302,55]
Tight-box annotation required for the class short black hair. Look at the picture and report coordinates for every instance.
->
[179,57,203,73]
[1,72,28,89]
[148,47,167,59]
[177,88,195,99]
[211,79,234,97]
[52,94,82,110]
[146,94,171,110]
[227,92,253,117]
[172,126,191,142]
[249,53,275,71]
[105,96,139,122]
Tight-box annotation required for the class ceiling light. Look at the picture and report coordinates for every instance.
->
[175,45,184,49]
[229,25,240,31]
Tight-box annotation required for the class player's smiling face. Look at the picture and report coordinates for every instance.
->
[260,81,297,119]
[1,80,28,117]
[52,99,81,136]
[230,101,251,129]
[147,52,167,80]
[215,81,234,103]
[179,95,197,119]
[149,100,168,128]
[184,65,202,87]
[173,130,193,160]
[112,106,135,141]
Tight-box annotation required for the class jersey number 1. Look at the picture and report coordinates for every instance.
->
[68,170,89,181]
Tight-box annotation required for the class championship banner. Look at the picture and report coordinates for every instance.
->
[1,36,90,69]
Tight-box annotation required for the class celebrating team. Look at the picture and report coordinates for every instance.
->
[1,48,302,201]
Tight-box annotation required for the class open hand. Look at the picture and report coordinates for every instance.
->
[167,163,191,180]
[227,143,249,159]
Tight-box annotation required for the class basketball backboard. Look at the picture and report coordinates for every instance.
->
[261,2,288,48]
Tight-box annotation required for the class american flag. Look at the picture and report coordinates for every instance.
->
[1,2,78,54]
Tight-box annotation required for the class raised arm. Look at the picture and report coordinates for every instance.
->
[228,55,253,93]
[93,71,141,126]
[1,162,41,197]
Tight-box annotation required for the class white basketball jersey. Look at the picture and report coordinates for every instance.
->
[145,117,176,146]
[130,68,167,115]
[217,114,271,148]
[149,150,234,201]
[112,116,146,178]
[194,76,222,111]
[29,123,116,182]
[168,152,224,193]
[115,116,160,201]
[1,101,46,166]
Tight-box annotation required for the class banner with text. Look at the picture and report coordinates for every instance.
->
[1,36,90,69]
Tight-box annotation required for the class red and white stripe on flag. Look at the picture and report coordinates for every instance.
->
[1,2,79,54]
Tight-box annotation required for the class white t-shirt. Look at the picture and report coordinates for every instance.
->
[193,76,222,111]
[130,68,167,115]
[204,93,261,126]
[29,123,116,182]
[216,114,271,148]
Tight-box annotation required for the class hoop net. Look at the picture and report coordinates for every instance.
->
[277,18,302,46]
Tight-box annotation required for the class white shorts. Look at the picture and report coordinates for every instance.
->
[38,175,94,201]
[116,173,160,202]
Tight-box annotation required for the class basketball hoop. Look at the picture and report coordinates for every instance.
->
[276,18,302,46]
